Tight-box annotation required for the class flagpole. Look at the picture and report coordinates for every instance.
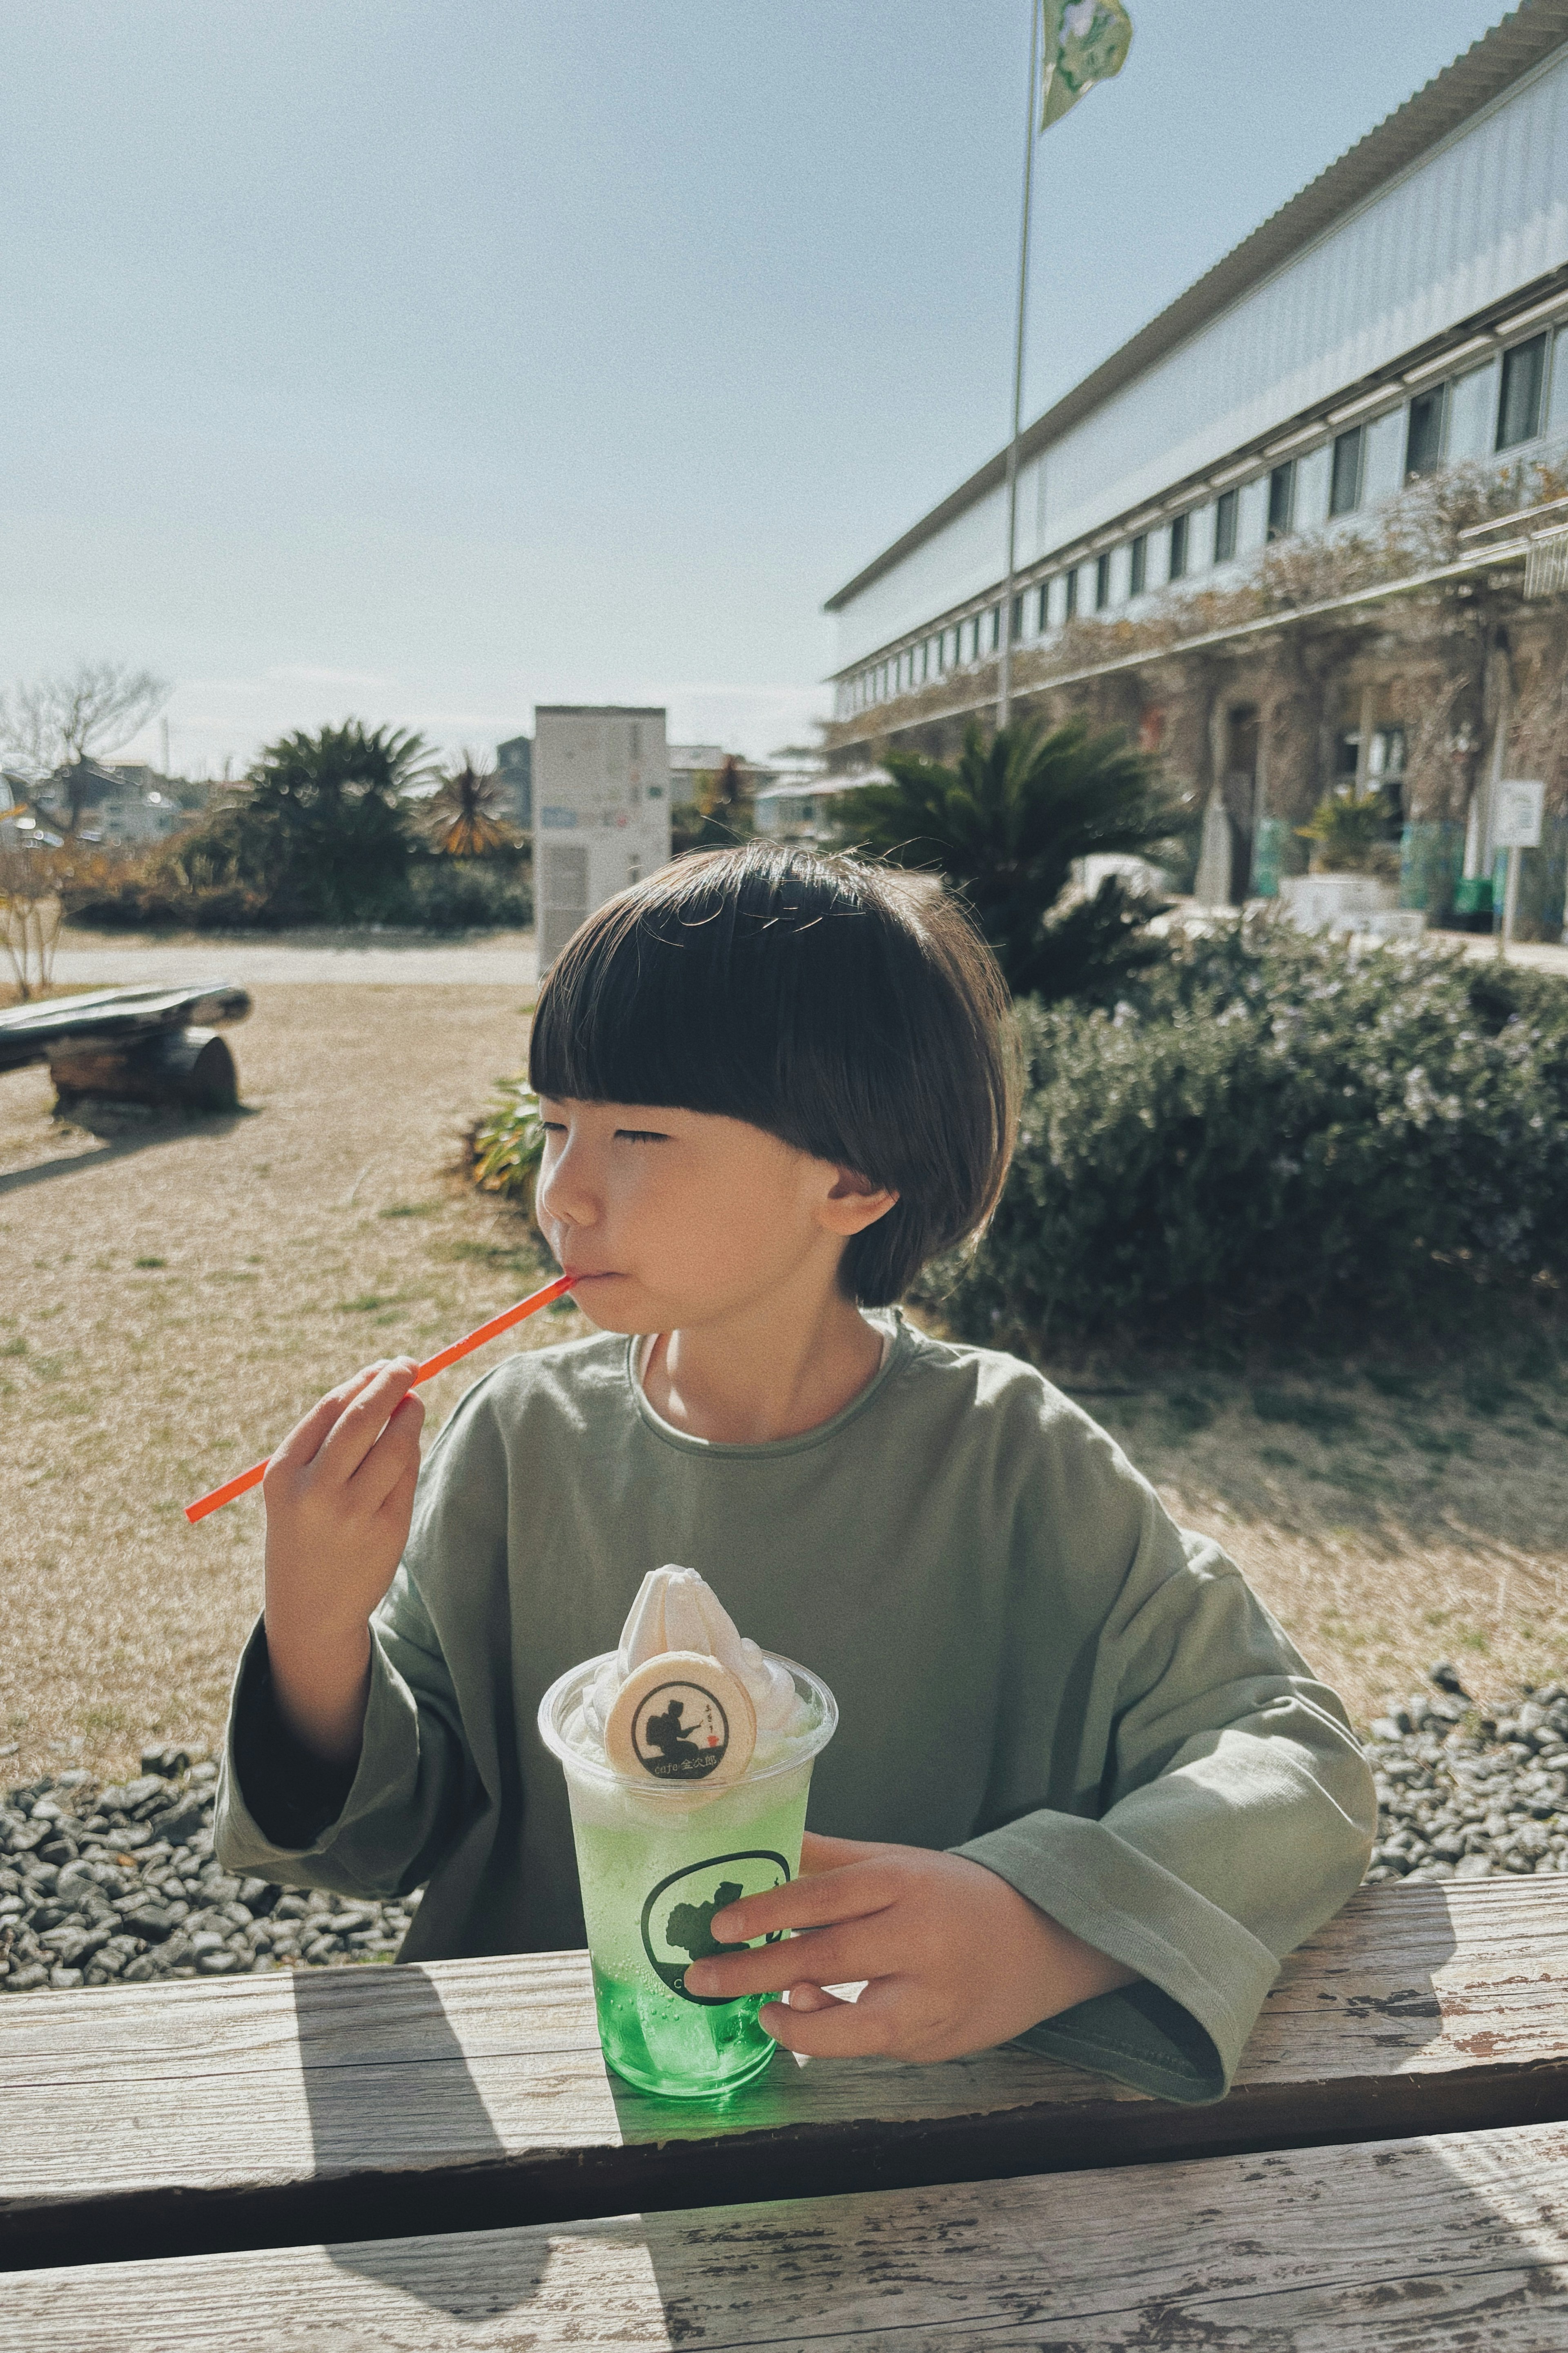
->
[998,0,1041,732]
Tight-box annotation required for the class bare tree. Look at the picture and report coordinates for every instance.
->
[0,662,172,831]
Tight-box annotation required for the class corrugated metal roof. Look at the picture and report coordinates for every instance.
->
[825,0,1568,614]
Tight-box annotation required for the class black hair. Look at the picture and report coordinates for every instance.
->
[528,844,1018,1307]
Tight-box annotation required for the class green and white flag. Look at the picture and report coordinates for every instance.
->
[1040,0,1134,130]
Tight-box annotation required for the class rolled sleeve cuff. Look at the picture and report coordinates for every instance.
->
[215,1615,421,1874]
[955,1810,1281,2105]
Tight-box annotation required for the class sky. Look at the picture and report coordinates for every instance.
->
[0,0,1519,774]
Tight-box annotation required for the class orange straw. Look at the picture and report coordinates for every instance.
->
[184,1274,576,1523]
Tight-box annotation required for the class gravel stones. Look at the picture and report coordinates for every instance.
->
[0,1751,419,1996]
[13,1670,1560,1999]
[1365,1665,1568,1884]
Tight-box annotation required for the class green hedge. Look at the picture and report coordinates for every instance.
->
[65,850,531,934]
[928,919,1568,1348]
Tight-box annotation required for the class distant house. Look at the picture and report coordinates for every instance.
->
[666,744,727,805]
[496,735,532,829]
[35,761,191,847]
[753,770,886,844]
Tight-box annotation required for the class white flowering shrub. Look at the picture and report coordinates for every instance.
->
[931,917,1568,1346]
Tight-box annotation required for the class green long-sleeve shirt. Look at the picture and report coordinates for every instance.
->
[214,1312,1376,2103]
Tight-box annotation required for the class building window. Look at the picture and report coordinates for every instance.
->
[959,618,973,662]
[1094,553,1111,610]
[1129,534,1147,596]
[1405,385,1448,478]
[1497,333,1548,450]
[1367,724,1407,784]
[986,606,1000,652]
[942,627,956,668]
[1214,488,1238,564]
[1037,581,1051,631]
[1169,513,1189,581]
[1329,426,1364,517]
[1267,461,1295,541]
[1064,567,1078,620]
[1010,593,1025,640]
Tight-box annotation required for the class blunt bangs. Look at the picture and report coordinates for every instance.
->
[528,845,1018,1306]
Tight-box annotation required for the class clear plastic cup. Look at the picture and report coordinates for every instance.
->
[538,1653,837,2099]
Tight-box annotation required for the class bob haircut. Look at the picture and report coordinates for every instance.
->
[529,844,1019,1307]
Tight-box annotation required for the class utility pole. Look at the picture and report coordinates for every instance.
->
[161,715,171,778]
[998,0,1042,732]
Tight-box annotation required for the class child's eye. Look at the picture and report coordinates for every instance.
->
[615,1129,670,1144]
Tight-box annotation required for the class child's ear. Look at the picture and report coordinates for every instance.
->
[818,1166,899,1238]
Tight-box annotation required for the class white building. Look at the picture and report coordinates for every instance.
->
[822,0,1568,925]
[533,705,672,966]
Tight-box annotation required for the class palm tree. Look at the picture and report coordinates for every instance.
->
[421,752,518,857]
[190,720,435,924]
[835,716,1183,998]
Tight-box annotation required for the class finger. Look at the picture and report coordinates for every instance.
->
[347,1391,425,1515]
[799,1831,893,1874]
[685,1921,888,2002]
[782,1981,853,2014]
[759,1978,908,2059]
[316,1361,421,1483]
[268,1364,386,1474]
[709,1858,898,1946]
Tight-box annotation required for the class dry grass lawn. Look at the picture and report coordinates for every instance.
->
[0,978,588,1784]
[2,976,1566,1784]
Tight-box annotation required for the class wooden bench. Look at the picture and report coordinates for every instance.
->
[0,982,251,1108]
[12,2115,1568,2350]
[5,1876,1568,2273]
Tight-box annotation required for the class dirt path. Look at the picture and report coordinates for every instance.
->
[2,978,1565,1782]
[44,922,539,989]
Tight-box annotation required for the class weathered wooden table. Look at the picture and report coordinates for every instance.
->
[7,1876,1568,2347]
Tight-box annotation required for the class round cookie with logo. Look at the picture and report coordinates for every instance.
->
[604,1651,756,1787]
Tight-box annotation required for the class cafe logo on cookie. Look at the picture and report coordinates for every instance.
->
[631,1678,731,1780]
[640,1849,791,2002]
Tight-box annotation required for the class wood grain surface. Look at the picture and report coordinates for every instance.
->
[11,2119,1568,2350]
[7,1877,1568,2270]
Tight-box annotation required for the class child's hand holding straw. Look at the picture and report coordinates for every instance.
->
[259,1358,428,1767]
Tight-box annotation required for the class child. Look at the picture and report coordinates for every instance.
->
[216,844,1374,2102]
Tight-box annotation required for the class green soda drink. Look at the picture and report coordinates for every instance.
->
[539,1642,837,2100]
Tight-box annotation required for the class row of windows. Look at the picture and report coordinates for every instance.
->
[838,326,1560,719]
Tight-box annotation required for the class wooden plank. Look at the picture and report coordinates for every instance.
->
[11,2119,1568,2350]
[0,984,250,1073]
[6,1877,1568,2270]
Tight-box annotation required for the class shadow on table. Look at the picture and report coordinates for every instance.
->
[293,1964,553,2319]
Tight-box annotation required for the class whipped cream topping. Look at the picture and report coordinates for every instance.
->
[568,1566,805,1764]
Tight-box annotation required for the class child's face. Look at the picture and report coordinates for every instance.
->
[535,1098,895,1332]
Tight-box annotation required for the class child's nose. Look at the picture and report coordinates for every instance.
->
[537,1146,599,1229]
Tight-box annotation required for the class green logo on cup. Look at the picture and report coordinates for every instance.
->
[640,1849,791,2004]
